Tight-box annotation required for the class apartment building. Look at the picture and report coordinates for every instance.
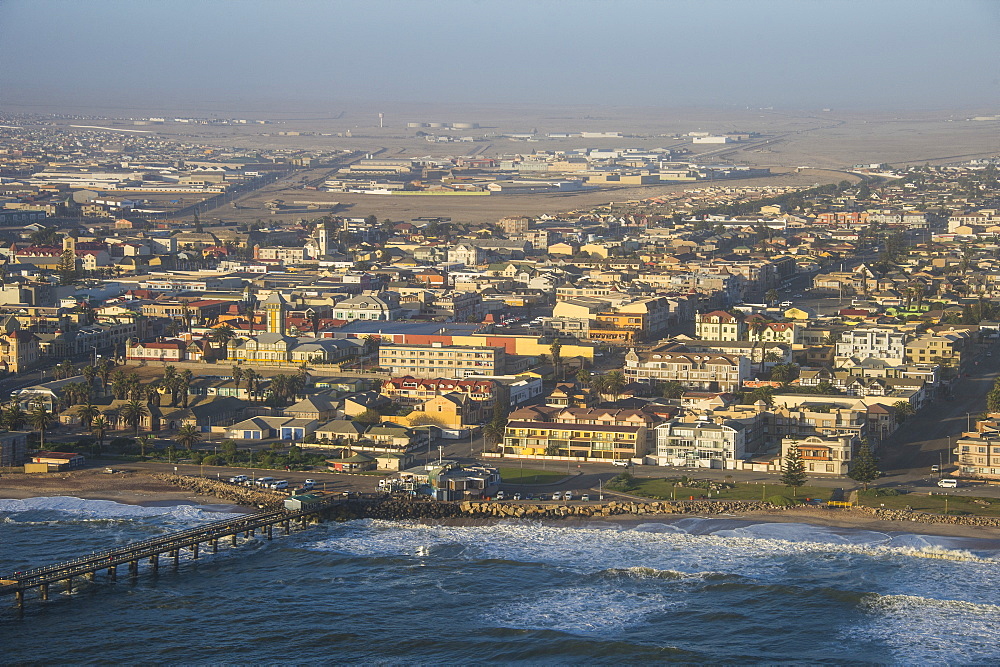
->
[381,376,498,408]
[835,327,909,366]
[695,310,745,341]
[780,434,853,475]
[905,330,970,367]
[625,345,749,392]
[378,343,507,379]
[956,432,1000,480]
[502,418,648,461]
[652,418,748,467]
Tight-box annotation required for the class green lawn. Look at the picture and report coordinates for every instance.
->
[625,478,835,502]
[856,490,1000,517]
[499,468,570,485]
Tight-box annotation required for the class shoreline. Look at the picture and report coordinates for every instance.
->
[6,471,1000,541]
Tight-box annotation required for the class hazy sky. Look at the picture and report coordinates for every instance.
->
[2,0,998,112]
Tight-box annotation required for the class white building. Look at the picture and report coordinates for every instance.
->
[835,327,909,366]
[652,418,748,467]
[333,291,402,321]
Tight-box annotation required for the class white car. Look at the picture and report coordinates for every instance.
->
[552,492,562,501]
[937,478,958,488]
[563,492,574,501]
[612,460,631,467]
[270,480,289,490]
[495,491,506,500]
[302,479,316,489]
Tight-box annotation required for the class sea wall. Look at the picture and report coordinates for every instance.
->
[151,474,283,507]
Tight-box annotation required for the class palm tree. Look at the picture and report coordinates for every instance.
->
[91,415,110,456]
[98,358,114,394]
[119,399,148,437]
[136,434,153,459]
[269,374,289,405]
[179,370,193,408]
[2,403,26,431]
[602,371,627,401]
[76,401,101,430]
[175,424,200,451]
[82,364,98,390]
[231,365,244,393]
[243,368,260,401]
[28,401,54,449]
[575,368,591,386]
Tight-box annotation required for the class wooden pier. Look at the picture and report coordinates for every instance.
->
[1,497,347,615]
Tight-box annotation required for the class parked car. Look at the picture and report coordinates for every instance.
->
[938,478,958,488]
[229,475,248,484]
[581,494,590,502]
[270,480,289,490]
[552,492,562,501]
[931,465,940,473]
[513,493,522,501]
[303,479,316,489]
[563,491,574,501]
[613,459,631,467]
[256,477,275,487]
[495,490,506,500]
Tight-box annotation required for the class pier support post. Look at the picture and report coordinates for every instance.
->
[108,566,116,582]
[192,543,199,560]
[85,571,95,581]
[64,577,72,593]
[40,583,48,601]
[231,533,238,546]
[283,520,290,535]
[266,525,272,541]
[249,528,255,537]
[212,539,218,554]
[15,589,23,612]
[173,550,179,568]
[150,555,159,573]
[129,561,138,579]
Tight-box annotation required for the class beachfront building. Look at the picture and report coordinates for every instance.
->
[780,434,854,475]
[652,418,748,467]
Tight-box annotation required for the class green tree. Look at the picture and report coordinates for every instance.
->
[175,424,201,450]
[221,439,239,462]
[659,380,685,399]
[892,400,915,424]
[848,442,881,491]
[2,403,26,431]
[780,444,808,497]
[91,415,110,456]
[57,249,78,285]
[550,338,563,381]
[354,408,382,425]
[765,289,780,305]
[601,371,627,401]
[28,401,54,449]
[987,387,1000,413]
[75,402,101,430]
[136,434,153,459]
[483,401,509,449]
[118,399,148,437]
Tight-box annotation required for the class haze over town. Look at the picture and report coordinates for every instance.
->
[4,1,1000,664]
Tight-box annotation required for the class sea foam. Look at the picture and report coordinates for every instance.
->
[0,496,239,522]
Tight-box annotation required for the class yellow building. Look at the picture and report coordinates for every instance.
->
[502,420,647,460]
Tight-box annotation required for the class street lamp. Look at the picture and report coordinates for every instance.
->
[90,346,98,368]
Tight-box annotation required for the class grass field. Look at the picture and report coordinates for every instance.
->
[856,490,1000,517]
[499,468,569,485]
[626,478,835,502]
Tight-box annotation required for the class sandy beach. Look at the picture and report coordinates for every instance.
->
[7,469,1000,542]
[0,469,228,506]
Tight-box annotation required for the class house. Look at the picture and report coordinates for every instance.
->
[226,416,318,440]
[314,419,367,443]
[284,395,339,422]
[342,391,392,417]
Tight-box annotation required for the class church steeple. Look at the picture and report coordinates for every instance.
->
[262,292,288,335]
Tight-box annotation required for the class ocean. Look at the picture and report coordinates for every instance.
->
[2,496,1000,664]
